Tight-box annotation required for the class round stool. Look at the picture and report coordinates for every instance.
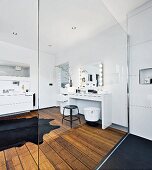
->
[62,105,81,128]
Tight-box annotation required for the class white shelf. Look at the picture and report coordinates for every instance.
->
[0,76,30,81]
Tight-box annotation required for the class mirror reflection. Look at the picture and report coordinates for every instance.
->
[0,0,39,168]
[79,63,103,91]
[57,62,70,88]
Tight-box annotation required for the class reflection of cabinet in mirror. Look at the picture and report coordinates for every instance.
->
[0,61,31,94]
[0,61,30,77]
[88,74,93,81]
[0,61,33,115]
[56,62,70,89]
[0,93,33,116]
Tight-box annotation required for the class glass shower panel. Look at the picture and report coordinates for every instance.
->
[128,1,152,140]
[39,0,128,169]
[0,0,39,169]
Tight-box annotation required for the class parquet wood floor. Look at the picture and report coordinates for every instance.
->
[0,107,126,170]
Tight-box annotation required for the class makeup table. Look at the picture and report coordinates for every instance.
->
[68,92,112,129]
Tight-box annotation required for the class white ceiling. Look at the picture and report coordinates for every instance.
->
[102,0,149,30]
[0,0,38,50]
[0,0,149,54]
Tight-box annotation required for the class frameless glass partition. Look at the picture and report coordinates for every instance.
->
[38,0,128,169]
[0,0,39,169]
[128,1,152,141]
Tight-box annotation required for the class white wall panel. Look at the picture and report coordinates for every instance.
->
[128,2,152,140]
[39,52,57,108]
[130,106,152,140]
[128,5,152,46]
[129,42,152,75]
[130,75,152,108]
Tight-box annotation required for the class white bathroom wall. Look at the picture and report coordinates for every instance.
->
[0,41,57,109]
[39,52,57,108]
[128,1,152,140]
[55,24,128,127]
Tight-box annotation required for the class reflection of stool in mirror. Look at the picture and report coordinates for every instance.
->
[84,107,100,126]
[62,105,81,128]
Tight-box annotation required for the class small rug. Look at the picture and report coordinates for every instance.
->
[0,117,60,151]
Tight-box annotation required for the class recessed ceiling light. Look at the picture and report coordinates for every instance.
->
[72,26,77,30]
[48,45,52,47]
[13,32,17,35]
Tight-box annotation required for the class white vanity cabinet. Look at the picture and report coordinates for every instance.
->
[0,93,33,116]
[0,75,33,116]
[68,92,112,129]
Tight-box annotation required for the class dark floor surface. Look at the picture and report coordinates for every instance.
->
[100,134,152,170]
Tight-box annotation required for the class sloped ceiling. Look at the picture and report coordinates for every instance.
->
[39,0,117,54]
[0,0,149,54]
[102,0,149,31]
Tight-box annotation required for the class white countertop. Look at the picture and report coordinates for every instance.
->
[0,92,33,96]
[69,91,111,97]
[69,92,111,102]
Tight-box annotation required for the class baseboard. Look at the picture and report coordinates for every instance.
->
[110,123,128,132]
[0,111,31,118]
[38,106,59,111]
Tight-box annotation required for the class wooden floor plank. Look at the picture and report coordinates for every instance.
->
[55,137,83,158]
[66,132,106,156]
[82,125,125,140]
[55,137,97,169]
[17,154,37,170]
[62,134,101,162]
[0,107,126,170]
[0,151,6,167]
[71,159,89,170]
[4,147,22,170]
[41,139,89,170]
[0,164,7,170]
[40,141,63,166]
[72,128,114,152]
[55,162,72,170]
[5,148,18,161]
[77,127,118,146]
[13,164,23,170]
[39,161,56,170]
[16,145,38,170]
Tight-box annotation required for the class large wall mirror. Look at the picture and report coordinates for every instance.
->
[58,62,70,88]
[79,63,103,90]
[0,0,39,169]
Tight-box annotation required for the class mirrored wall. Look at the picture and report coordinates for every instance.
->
[0,0,39,169]
[128,0,152,141]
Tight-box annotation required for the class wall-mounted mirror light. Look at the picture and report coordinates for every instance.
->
[99,63,103,86]
[79,62,104,89]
